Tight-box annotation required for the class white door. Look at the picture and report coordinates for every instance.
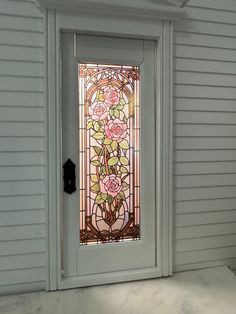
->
[61,33,161,284]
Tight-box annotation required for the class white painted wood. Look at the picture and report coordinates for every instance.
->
[0,46,43,62]
[175,174,236,188]
[174,258,236,272]
[0,77,43,92]
[175,72,236,88]
[174,85,236,99]
[0,182,45,197]
[175,32,236,50]
[175,112,236,124]
[0,152,44,166]
[175,58,236,75]
[0,138,44,152]
[0,267,46,285]
[0,108,44,121]
[175,161,236,175]
[173,0,236,274]
[176,222,236,240]
[176,198,236,214]
[0,15,43,32]
[0,224,45,241]
[174,99,236,112]
[183,6,236,24]
[0,282,45,296]
[0,92,43,107]
[47,4,173,289]
[0,30,43,47]
[0,0,42,17]
[175,235,236,252]
[175,150,236,162]
[188,0,236,11]
[0,239,45,256]
[0,61,43,77]
[176,211,236,226]
[0,195,45,211]
[175,124,236,137]
[175,45,236,62]
[175,139,236,150]
[176,186,236,201]
[175,247,236,265]
[36,0,186,20]
[0,0,46,294]
[62,34,157,278]
[175,20,236,37]
[0,122,44,137]
[0,209,45,225]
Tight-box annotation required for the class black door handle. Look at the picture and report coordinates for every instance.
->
[63,159,76,194]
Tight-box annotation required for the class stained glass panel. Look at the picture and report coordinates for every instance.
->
[79,63,140,245]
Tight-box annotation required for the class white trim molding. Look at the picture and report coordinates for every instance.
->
[36,0,188,20]
[43,3,176,290]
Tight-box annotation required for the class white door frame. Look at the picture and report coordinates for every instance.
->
[44,8,174,291]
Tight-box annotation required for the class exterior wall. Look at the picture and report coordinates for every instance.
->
[173,0,236,273]
[0,0,236,295]
[0,0,46,294]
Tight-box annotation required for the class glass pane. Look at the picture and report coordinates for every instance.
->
[78,63,140,245]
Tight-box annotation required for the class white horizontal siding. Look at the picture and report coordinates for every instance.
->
[174,0,236,272]
[0,0,46,294]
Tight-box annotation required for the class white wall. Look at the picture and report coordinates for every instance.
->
[173,0,236,272]
[0,0,46,294]
[0,0,236,295]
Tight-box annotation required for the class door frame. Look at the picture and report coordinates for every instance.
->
[44,8,174,290]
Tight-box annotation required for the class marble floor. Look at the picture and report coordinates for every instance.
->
[0,267,236,314]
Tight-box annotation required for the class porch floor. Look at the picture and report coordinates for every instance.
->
[0,266,236,314]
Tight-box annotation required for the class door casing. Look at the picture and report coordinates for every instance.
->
[44,9,174,291]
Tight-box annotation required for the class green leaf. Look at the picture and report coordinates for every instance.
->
[119,98,126,105]
[106,145,113,153]
[94,122,100,132]
[109,109,114,116]
[91,160,100,166]
[108,156,118,166]
[95,194,105,204]
[101,166,106,174]
[92,132,104,140]
[119,140,129,150]
[90,174,99,182]
[104,138,112,145]
[108,195,113,204]
[101,193,107,201]
[120,166,128,173]
[119,156,129,166]
[113,109,120,118]
[117,191,126,200]
[116,104,124,111]
[111,140,118,151]
[123,116,128,124]
[122,182,129,191]
[92,146,101,155]
[87,121,93,129]
[91,183,100,192]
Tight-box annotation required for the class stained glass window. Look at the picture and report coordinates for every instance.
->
[79,63,140,245]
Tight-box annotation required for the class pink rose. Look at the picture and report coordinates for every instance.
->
[99,174,122,197]
[105,118,128,142]
[89,101,109,121]
[104,86,120,106]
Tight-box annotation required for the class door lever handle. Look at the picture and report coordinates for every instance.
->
[63,158,76,194]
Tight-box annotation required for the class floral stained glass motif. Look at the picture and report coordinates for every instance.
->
[79,63,140,245]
